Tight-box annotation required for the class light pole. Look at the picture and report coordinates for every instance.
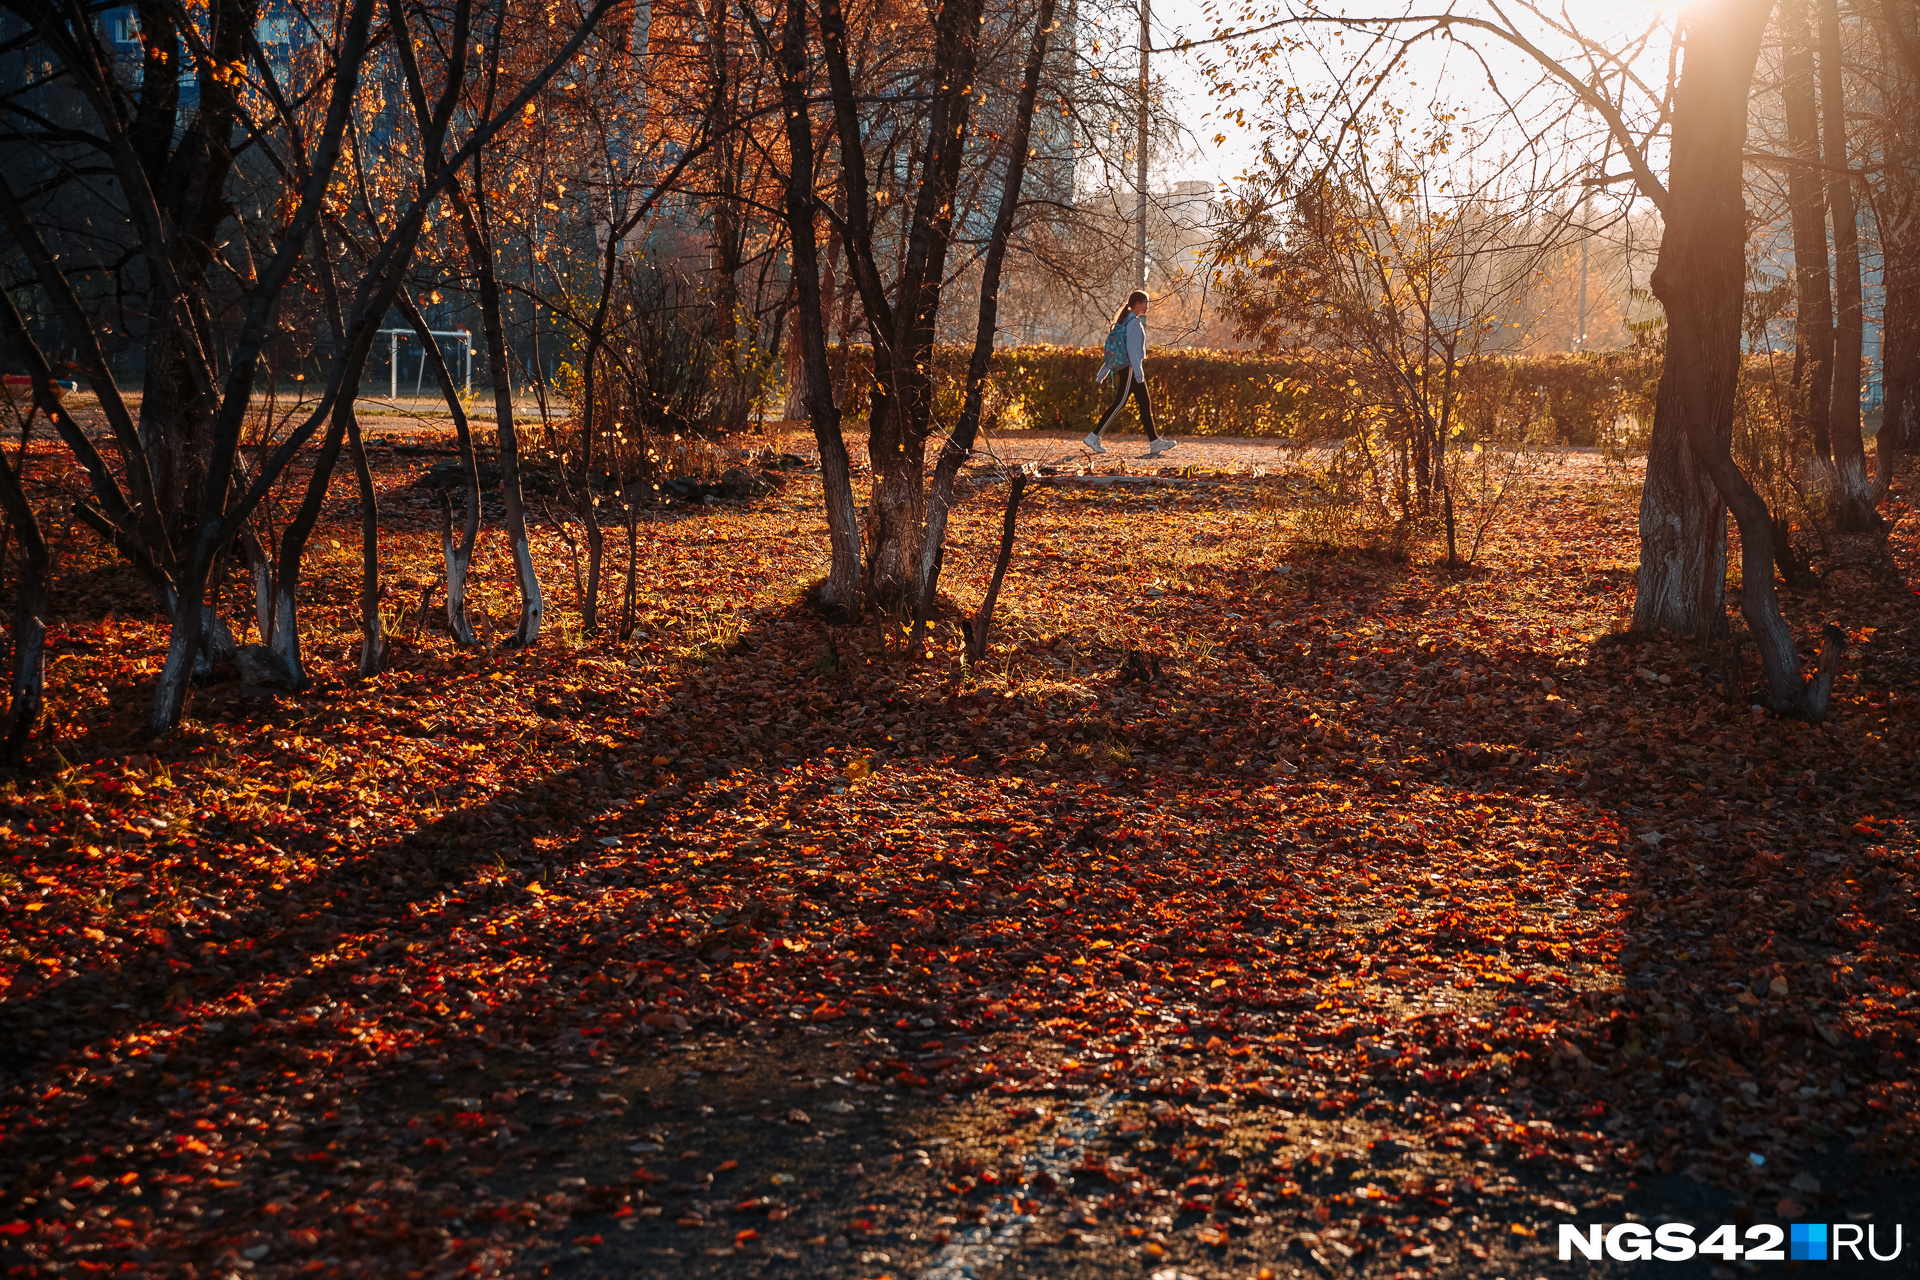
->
[1137,0,1149,290]
[1575,187,1590,353]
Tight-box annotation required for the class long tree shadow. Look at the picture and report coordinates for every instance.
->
[6,500,1918,1278]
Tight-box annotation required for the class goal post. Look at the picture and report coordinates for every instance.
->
[375,328,473,400]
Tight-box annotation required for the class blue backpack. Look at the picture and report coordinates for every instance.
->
[1098,315,1136,383]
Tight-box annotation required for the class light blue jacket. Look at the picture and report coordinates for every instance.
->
[1099,314,1147,383]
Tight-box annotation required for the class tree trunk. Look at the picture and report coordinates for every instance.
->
[241,524,275,643]
[771,0,862,611]
[1872,0,1918,487]
[967,472,1029,664]
[863,393,930,604]
[0,448,47,761]
[787,219,842,422]
[1651,0,1833,718]
[399,293,482,645]
[1783,0,1835,466]
[708,0,752,435]
[1632,367,1729,635]
[453,181,544,646]
[620,498,642,640]
[268,399,356,688]
[572,199,629,636]
[1819,0,1873,526]
[344,409,387,675]
[782,278,817,422]
[915,0,1058,649]
[861,0,985,606]
[1411,418,1432,513]
[816,0,985,609]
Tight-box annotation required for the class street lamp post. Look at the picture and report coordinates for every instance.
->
[1575,188,1590,353]
[1137,0,1149,290]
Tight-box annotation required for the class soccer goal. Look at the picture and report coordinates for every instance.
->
[375,328,474,400]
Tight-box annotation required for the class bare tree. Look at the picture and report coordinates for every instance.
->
[1199,0,1841,716]
[0,0,621,736]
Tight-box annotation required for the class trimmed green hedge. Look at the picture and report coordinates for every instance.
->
[828,344,1661,446]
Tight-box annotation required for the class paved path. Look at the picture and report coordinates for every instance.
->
[747,424,1630,486]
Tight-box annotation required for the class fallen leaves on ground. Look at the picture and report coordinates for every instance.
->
[1,440,1916,1277]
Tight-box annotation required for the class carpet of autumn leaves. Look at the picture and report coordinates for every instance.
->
[2,432,1919,1279]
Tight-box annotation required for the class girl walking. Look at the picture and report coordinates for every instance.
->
[1085,290,1177,456]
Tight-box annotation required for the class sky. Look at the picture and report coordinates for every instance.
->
[1146,0,1266,190]
[1126,0,1677,199]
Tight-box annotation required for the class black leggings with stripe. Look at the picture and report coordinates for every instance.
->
[1095,368,1158,441]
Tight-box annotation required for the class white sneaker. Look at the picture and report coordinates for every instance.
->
[1149,438,1178,455]
[1083,432,1107,454]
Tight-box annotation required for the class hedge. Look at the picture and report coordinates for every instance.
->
[825,344,1663,446]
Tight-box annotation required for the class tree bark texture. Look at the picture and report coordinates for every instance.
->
[1818,0,1873,524]
[453,181,544,647]
[915,0,1059,648]
[967,472,1029,664]
[344,409,387,676]
[1873,0,1919,472]
[770,0,862,610]
[707,0,753,436]
[1632,367,1729,636]
[819,0,986,607]
[0,446,47,761]
[1782,0,1835,466]
[399,293,483,646]
[1650,0,1831,718]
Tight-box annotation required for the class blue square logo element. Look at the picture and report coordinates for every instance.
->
[1791,1223,1828,1261]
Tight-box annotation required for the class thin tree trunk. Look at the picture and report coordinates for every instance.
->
[452,180,543,646]
[583,504,604,632]
[707,0,751,436]
[269,399,355,688]
[1870,0,1916,494]
[621,498,641,640]
[398,292,481,644]
[1783,0,1835,467]
[0,447,47,761]
[1652,0,1833,717]
[0,398,35,582]
[967,472,1029,664]
[914,0,1058,649]
[241,524,275,643]
[569,196,628,637]
[768,0,862,611]
[830,236,856,411]
[1819,0,1873,525]
[344,408,386,675]
[265,219,364,687]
